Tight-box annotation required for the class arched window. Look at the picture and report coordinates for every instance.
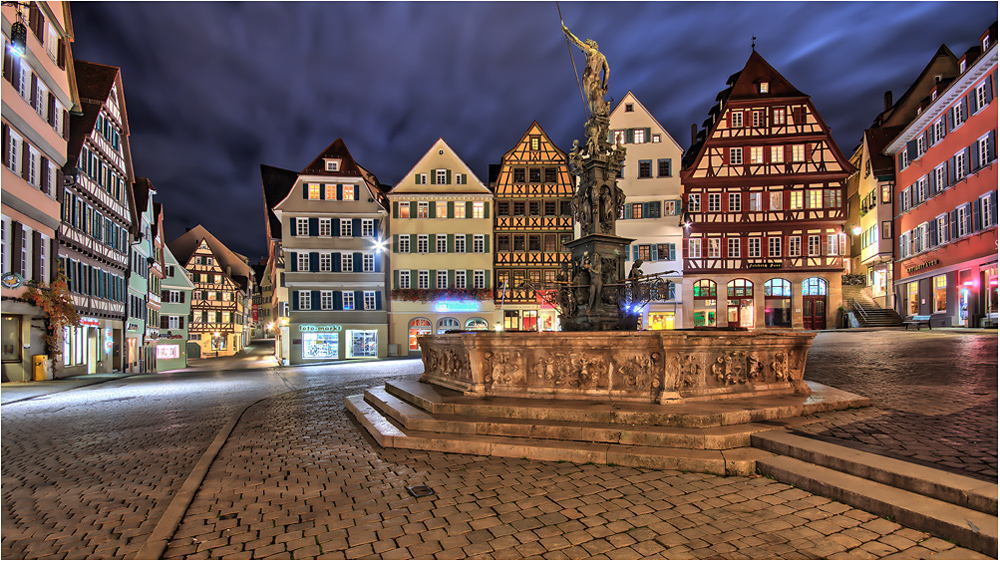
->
[802,277,828,296]
[693,279,717,299]
[764,278,792,327]
[436,317,460,334]
[693,279,717,327]
[764,278,791,297]
[727,279,753,298]
[465,317,489,330]
[408,318,432,351]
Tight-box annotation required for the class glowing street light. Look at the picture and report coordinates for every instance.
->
[4,2,30,58]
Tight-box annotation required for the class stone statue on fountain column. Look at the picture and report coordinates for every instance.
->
[562,23,610,119]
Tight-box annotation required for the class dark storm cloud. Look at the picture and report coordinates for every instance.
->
[69,2,996,260]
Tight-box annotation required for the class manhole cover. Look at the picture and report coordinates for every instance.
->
[406,485,435,498]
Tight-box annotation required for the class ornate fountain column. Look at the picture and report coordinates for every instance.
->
[559,24,635,331]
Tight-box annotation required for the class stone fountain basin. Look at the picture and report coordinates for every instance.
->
[418,330,816,404]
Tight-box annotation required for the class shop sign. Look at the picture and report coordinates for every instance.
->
[298,324,342,333]
[1,272,24,289]
[156,344,180,359]
[747,262,782,269]
[104,328,114,354]
[906,259,939,273]
[79,317,101,327]
[433,300,479,312]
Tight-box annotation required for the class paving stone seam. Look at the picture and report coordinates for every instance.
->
[132,396,270,560]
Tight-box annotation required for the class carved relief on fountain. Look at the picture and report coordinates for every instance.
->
[484,351,523,388]
[530,353,606,390]
[611,352,661,397]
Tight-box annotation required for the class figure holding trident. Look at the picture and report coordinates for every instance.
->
[561,22,610,118]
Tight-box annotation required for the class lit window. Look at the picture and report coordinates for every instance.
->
[749,193,762,211]
[307,184,321,199]
[343,185,355,200]
[792,145,805,162]
[436,201,447,217]
[707,238,721,258]
[633,129,645,144]
[807,190,823,209]
[417,202,429,218]
[399,202,410,218]
[790,191,803,210]
[759,82,769,94]
[472,202,485,218]
[364,291,377,310]
[750,147,763,164]
[342,291,355,310]
[688,238,701,258]
[773,108,785,125]
[455,202,466,219]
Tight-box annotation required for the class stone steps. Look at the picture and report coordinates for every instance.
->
[346,394,769,475]
[754,430,998,557]
[347,379,870,476]
[384,379,869,429]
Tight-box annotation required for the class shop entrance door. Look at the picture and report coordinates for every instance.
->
[803,297,827,330]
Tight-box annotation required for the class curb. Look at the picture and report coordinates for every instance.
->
[132,396,269,560]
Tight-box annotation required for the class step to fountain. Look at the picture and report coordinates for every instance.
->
[347,379,870,476]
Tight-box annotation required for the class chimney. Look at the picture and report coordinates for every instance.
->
[883,90,893,111]
[691,124,698,146]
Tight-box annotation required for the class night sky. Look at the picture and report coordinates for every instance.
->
[69,2,997,261]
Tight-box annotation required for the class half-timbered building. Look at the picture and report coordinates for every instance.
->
[167,225,251,358]
[56,60,132,376]
[680,50,853,330]
[491,121,573,332]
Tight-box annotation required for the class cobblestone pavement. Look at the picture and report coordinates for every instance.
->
[3,333,995,560]
[802,330,998,481]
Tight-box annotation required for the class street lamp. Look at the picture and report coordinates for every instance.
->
[3,2,29,58]
[212,331,221,358]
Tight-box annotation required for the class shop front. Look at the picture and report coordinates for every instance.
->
[290,322,388,364]
[155,332,188,372]
[61,317,121,376]
[895,258,998,328]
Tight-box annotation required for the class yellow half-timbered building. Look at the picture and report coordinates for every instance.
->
[491,121,574,331]
[681,50,854,330]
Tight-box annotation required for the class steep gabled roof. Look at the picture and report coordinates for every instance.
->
[726,50,805,101]
[260,163,298,241]
[864,126,903,178]
[609,91,685,152]
[131,176,156,232]
[167,225,252,284]
[874,44,958,128]
[282,138,388,211]
[389,138,489,195]
[67,61,117,168]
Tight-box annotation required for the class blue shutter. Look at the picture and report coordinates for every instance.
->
[985,76,995,105]
[356,291,363,309]
[291,290,299,310]
[302,184,308,199]
[950,210,959,239]
[332,218,340,235]
[354,186,360,200]
[669,243,676,261]
[988,130,997,164]
[334,291,342,310]
[290,252,297,272]
[632,245,639,261]
[311,291,319,310]
[309,252,319,272]
[624,204,632,219]
[309,218,319,236]
[375,291,382,310]
[337,184,344,200]
[991,191,998,227]
[973,200,983,232]
[319,184,326,200]
[353,252,362,272]
[333,253,341,273]
[650,244,658,261]
[353,218,362,235]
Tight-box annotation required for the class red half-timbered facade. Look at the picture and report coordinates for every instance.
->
[680,50,853,330]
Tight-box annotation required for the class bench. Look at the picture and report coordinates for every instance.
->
[903,314,932,330]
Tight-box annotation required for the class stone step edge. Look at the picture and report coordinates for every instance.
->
[757,455,998,557]
[751,429,998,515]
[385,379,870,428]
[347,394,769,476]
[365,386,798,451]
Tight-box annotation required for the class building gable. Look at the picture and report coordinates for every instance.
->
[390,138,489,196]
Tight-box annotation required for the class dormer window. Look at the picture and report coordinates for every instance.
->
[759,81,769,94]
[960,60,966,73]
[324,159,340,172]
[984,35,991,50]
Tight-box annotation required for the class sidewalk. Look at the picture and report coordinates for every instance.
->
[0,372,139,406]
